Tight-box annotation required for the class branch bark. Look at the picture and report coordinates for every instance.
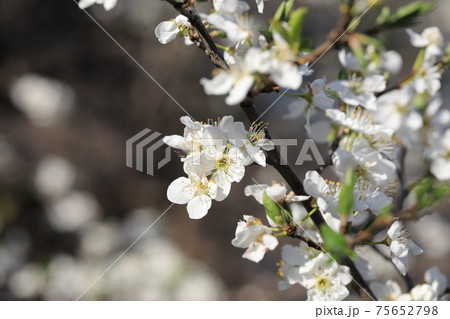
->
[165,0,228,69]
[301,0,355,63]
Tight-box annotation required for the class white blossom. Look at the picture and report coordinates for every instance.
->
[200,48,270,105]
[409,267,447,301]
[304,171,340,216]
[78,0,117,11]
[370,279,411,301]
[407,27,443,65]
[166,173,220,219]
[298,254,352,301]
[328,74,386,110]
[326,107,393,136]
[155,15,191,44]
[413,65,442,96]
[278,239,323,290]
[208,0,252,47]
[231,215,278,263]
[244,183,309,205]
[387,221,423,276]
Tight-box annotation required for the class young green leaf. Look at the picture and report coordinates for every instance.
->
[414,177,450,210]
[376,1,436,29]
[262,191,285,226]
[320,224,357,260]
[338,168,356,216]
[288,7,308,52]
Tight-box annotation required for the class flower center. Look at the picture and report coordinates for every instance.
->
[316,275,331,292]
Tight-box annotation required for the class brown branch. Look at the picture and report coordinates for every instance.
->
[165,0,228,69]
[301,0,355,63]
[316,125,345,174]
[287,226,323,251]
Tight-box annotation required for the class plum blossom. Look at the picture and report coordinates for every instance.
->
[328,74,386,110]
[165,116,275,218]
[167,173,220,219]
[278,239,323,290]
[410,267,448,301]
[369,279,411,301]
[413,65,442,96]
[387,221,423,276]
[208,0,252,47]
[200,48,271,105]
[155,15,192,44]
[304,171,340,216]
[426,129,450,181]
[407,27,443,65]
[231,215,278,262]
[78,0,117,11]
[298,254,352,301]
[244,183,309,205]
[300,79,335,134]
[224,121,274,166]
[269,33,309,89]
[332,140,398,192]
[184,145,246,199]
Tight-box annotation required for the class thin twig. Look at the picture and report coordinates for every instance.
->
[301,0,355,63]
[165,0,228,69]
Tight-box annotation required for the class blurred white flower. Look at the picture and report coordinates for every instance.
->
[10,74,74,127]
[8,264,46,299]
[408,267,447,301]
[370,279,411,301]
[79,222,121,258]
[78,0,118,11]
[46,191,99,232]
[328,74,386,110]
[406,27,443,65]
[34,156,76,199]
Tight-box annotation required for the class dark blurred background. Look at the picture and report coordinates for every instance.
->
[0,0,449,300]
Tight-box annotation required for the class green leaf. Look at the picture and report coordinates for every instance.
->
[320,224,357,260]
[375,6,391,25]
[349,36,367,69]
[262,191,285,226]
[270,20,291,44]
[377,1,436,29]
[414,177,450,210]
[270,0,294,32]
[338,68,349,80]
[339,168,356,216]
[445,43,450,67]
[259,30,273,44]
[288,7,308,52]
[281,200,293,225]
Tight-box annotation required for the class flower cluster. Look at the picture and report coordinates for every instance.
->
[278,239,353,301]
[165,116,273,219]
[370,266,447,301]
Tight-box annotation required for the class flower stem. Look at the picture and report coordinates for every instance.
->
[296,207,318,226]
